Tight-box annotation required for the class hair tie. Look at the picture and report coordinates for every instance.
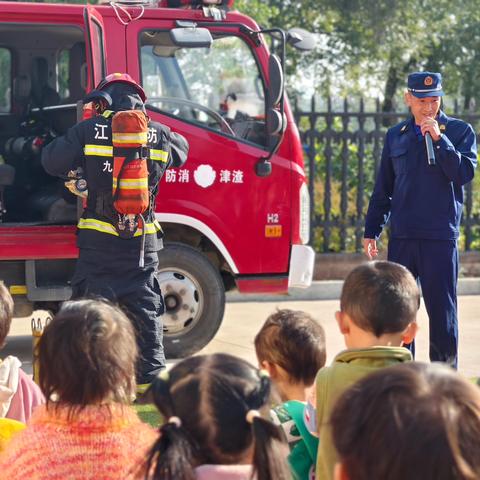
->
[259,369,270,378]
[167,416,182,428]
[158,370,170,382]
[246,409,261,424]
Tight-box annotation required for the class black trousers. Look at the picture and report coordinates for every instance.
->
[71,247,165,384]
[388,238,458,368]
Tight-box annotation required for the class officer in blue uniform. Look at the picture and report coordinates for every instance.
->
[364,72,477,368]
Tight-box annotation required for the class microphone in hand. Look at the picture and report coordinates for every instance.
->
[425,132,436,165]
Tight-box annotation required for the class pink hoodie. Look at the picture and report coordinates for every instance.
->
[195,464,255,480]
[0,356,44,423]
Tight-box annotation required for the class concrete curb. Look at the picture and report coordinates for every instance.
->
[226,278,480,303]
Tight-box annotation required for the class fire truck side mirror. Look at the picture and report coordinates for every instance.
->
[169,27,213,49]
[267,54,283,107]
[256,53,286,177]
[286,28,316,52]
[266,108,286,137]
[265,54,286,137]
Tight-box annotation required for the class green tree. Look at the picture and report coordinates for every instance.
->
[236,0,480,109]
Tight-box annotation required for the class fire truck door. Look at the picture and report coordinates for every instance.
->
[83,6,106,91]
[124,21,292,275]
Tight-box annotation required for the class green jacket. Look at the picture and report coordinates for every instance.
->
[315,346,412,480]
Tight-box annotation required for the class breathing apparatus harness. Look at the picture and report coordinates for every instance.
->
[111,108,151,266]
[73,79,155,266]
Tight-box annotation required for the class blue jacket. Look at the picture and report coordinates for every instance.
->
[364,111,477,240]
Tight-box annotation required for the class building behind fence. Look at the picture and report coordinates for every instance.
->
[294,97,480,253]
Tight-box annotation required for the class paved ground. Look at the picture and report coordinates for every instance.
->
[5,295,480,378]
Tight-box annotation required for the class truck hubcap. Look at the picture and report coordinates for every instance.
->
[157,268,203,336]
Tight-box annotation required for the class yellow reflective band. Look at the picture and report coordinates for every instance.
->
[150,149,168,163]
[136,383,151,395]
[153,219,163,232]
[112,177,148,187]
[102,110,114,118]
[9,285,27,295]
[84,144,113,157]
[78,218,160,236]
[112,132,148,144]
[78,218,117,235]
[115,178,149,189]
[138,223,160,235]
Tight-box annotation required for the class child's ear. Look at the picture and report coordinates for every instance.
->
[401,321,418,346]
[334,462,349,480]
[335,311,350,335]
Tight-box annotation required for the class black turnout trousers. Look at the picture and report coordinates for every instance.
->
[71,247,165,384]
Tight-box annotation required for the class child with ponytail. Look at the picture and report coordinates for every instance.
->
[142,353,291,480]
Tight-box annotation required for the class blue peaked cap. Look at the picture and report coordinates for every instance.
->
[407,72,444,98]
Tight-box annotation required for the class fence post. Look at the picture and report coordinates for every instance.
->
[340,98,349,251]
[323,97,333,251]
[307,95,317,244]
[355,98,366,251]
[373,98,382,174]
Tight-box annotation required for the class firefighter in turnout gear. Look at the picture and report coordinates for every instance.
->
[41,73,189,385]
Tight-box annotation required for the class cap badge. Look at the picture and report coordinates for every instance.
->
[424,76,433,86]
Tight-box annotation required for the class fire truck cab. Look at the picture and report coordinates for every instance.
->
[0,0,314,357]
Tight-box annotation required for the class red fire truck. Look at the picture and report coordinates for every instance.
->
[0,0,314,357]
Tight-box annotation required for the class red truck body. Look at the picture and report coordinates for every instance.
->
[0,1,314,356]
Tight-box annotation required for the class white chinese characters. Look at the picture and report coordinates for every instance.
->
[164,165,245,188]
[102,160,113,173]
[94,124,108,140]
[147,127,158,144]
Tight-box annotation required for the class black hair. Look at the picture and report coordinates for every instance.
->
[255,309,326,385]
[341,261,420,336]
[38,299,137,412]
[143,353,290,480]
[331,362,480,480]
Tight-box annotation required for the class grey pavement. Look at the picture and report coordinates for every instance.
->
[200,296,480,379]
[226,277,480,302]
[6,295,480,380]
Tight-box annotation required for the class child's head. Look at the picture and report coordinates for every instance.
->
[144,353,290,480]
[337,261,419,348]
[331,362,480,480]
[38,299,137,409]
[0,282,13,348]
[254,309,326,392]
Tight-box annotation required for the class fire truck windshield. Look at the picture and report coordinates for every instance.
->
[140,31,267,147]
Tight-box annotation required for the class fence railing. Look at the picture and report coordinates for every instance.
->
[294,97,480,253]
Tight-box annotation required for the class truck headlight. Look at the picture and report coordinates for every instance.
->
[299,182,310,245]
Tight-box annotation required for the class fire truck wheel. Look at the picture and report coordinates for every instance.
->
[157,243,225,358]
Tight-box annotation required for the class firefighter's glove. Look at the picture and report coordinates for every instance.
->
[64,169,88,198]
[64,179,88,198]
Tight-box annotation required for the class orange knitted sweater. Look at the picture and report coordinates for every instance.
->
[0,403,157,480]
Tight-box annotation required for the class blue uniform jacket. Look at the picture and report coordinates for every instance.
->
[364,111,477,240]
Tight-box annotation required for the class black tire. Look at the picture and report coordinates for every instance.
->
[157,243,225,358]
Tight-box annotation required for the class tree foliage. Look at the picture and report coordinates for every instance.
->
[22,0,480,108]
[235,0,480,108]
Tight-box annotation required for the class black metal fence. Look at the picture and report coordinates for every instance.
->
[294,97,480,253]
